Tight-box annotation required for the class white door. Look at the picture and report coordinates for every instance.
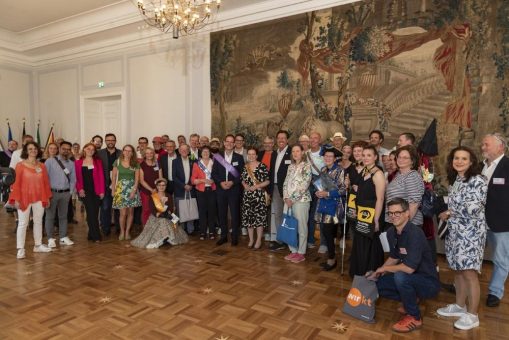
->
[83,95,122,146]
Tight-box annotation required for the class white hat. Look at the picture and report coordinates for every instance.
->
[330,132,347,141]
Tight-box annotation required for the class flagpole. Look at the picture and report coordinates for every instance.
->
[44,123,54,150]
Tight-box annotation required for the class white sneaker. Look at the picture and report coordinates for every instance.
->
[146,243,158,249]
[33,244,52,253]
[437,303,467,317]
[60,237,74,246]
[454,312,479,330]
[318,245,328,254]
[48,238,57,248]
[17,249,26,259]
[241,227,248,236]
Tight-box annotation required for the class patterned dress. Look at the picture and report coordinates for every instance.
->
[445,175,488,272]
[131,194,188,248]
[112,160,142,209]
[241,162,269,228]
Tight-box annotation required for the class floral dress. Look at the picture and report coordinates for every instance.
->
[445,174,488,272]
[241,162,269,228]
[112,160,142,209]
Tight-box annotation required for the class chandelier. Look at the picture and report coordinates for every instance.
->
[135,0,221,39]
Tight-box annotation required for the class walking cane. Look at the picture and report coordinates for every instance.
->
[341,187,348,275]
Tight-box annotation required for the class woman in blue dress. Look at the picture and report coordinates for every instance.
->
[436,146,487,331]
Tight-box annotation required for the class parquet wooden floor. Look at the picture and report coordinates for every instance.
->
[0,206,507,339]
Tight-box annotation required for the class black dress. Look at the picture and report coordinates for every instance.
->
[240,163,269,229]
[349,170,385,277]
[82,166,101,241]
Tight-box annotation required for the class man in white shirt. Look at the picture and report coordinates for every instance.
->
[9,135,33,169]
[268,130,291,251]
[173,144,196,234]
[234,133,248,163]
[481,133,509,308]
[307,132,326,251]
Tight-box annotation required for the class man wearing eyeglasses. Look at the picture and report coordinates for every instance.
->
[369,198,439,333]
[482,133,509,308]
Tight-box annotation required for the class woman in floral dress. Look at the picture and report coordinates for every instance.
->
[241,147,270,249]
[436,146,487,331]
[112,144,142,241]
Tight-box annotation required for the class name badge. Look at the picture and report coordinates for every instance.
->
[493,178,505,185]
[63,168,70,175]
[284,160,291,165]
[399,247,407,255]
[154,166,159,171]
[232,162,238,166]
[35,166,42,173]
[88,165,94,170]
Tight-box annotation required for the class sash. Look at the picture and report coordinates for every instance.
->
[151,192,167,214]
[4,149,12,158]
[197,159,212,179]
[213,153,239,178]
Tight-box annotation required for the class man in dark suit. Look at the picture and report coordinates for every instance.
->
[482,133,509,307]
[172,143,196,234]
[268,130,292,251]
[0,140,17,167]
[212,134,245,246]
[96,133,121,235]
[160,139,178,196]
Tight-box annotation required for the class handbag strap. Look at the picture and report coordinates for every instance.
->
[307,151,321,174]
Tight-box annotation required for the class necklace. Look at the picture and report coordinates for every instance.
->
[362,164,376,177]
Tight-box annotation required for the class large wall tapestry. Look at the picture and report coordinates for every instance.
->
[210,0,509,168]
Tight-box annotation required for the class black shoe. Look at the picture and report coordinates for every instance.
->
[322,262,337,271]
[441,282,456,294]
[216,237,227,246]
[319,262,328,268]
[269,242,285,252]
[486,294,501,307]
[231,238,238,246]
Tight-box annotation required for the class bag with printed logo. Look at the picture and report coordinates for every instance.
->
[342,275,378,323]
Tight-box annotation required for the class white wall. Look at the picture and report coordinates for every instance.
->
[27,34,211,147]
[0,66,32,146]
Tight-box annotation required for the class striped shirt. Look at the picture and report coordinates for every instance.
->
[385,170,424,225]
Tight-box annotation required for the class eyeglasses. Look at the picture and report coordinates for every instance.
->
[387,210,406,217]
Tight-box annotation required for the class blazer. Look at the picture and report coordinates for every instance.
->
[269,146,292,196]
[485,156,509,232]
[96,148,121,188]
[211,151,244,191]
[172,156,195,198]
[160,153,177,194]
[191,161,217,192]
[75,158,105,197]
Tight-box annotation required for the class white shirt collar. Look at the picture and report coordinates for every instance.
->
[484,154,505,167]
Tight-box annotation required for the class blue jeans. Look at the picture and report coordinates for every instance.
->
[377,272,440,319]
[488,230,509,299]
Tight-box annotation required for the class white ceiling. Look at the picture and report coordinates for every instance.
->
[0,0,125,32]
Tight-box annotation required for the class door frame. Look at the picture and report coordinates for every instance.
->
[80,90,126,147]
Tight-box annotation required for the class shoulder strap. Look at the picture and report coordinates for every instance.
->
[55,157,71,183]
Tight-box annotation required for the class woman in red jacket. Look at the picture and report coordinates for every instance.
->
[75,143,105,242]
[9,141,52,259]
[191,146,217,240]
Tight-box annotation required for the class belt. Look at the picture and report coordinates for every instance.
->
[51,189,70,193]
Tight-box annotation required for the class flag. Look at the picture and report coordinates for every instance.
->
[44,125,55,151]
[36,122,41,145]
[7,122,13,142]
[22,119,26,138]
[418,119,438,157]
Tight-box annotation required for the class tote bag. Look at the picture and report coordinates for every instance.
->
[343,275,378,323]
[276,208,299,248]
[177,191,199,222]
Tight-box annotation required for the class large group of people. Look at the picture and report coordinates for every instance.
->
[3,128,508,334]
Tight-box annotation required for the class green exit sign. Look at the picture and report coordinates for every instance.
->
[98,81,105,88]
